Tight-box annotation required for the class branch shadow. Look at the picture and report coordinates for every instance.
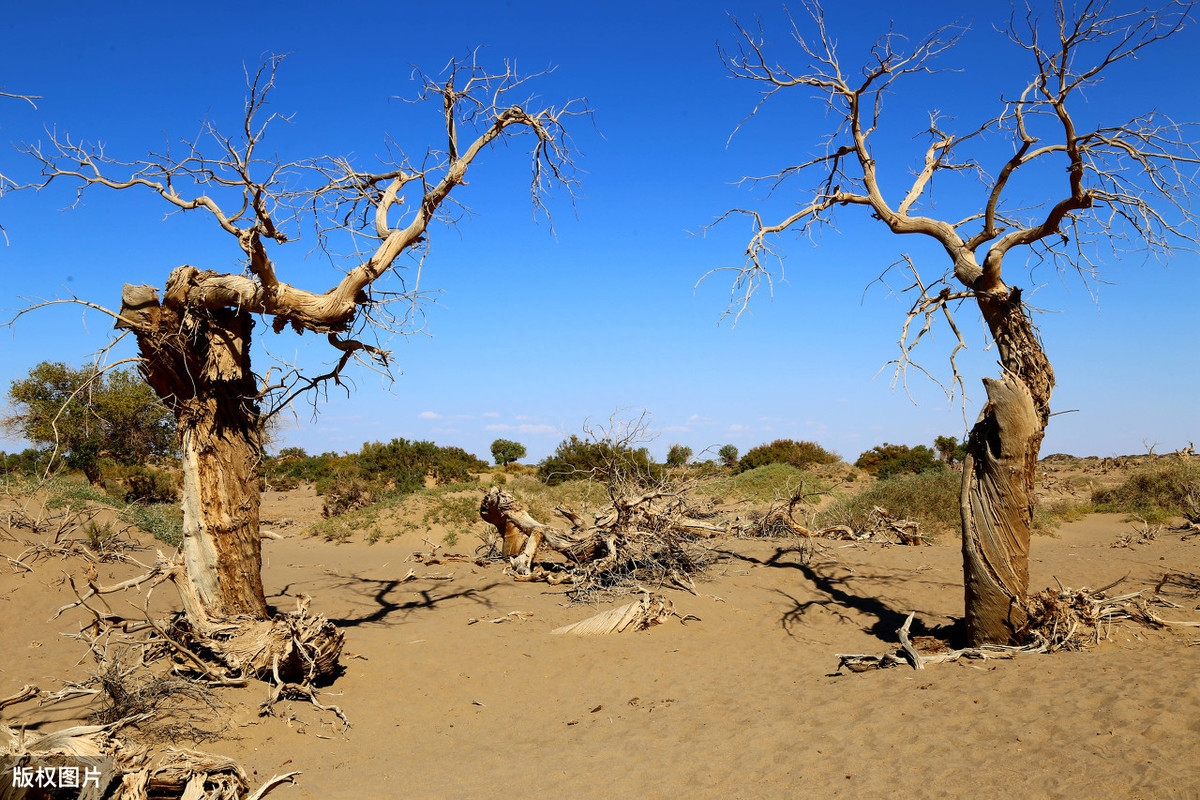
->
[270,574,504,628]
[720,545,961,644]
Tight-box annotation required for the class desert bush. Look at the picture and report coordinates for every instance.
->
[855,443,944,480]
[1092,458,1200,523]
[1033,499,1095,534]
[695,462,828,503]
[320,474,375,517]
[737,439,839,473]
[4,473,182,546]
[490,438,527,466]
[263,447,342,488]
[934,435,969,465]
[666,444,693,467]
[818,469,961,534]
[128,503,183,547]
[357,438,487,486]
[536,435,660,486]
[718,444,739,469]
[115,465,179,504]
[0,448,47,477]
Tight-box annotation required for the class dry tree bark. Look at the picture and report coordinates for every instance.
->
[714,1,1197,644]
[16,55,585,679]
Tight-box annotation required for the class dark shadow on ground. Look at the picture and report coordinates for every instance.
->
[718,544,958,643]
[270,574,504,627]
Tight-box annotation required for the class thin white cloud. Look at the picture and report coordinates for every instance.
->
[483,411,500,418]
[418,411,441,420]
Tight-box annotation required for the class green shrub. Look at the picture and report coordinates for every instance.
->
[262,448,343,489]
[718,444,739,469]
[1033,499,1095,534]
[697,462,828,504]
[666,444,693,467]
[127,503,183,547]
[490,439,527,466]
[855,443,944,480]
[320,474,375,517]
[0,448,48,477]
[116,465,179,504]
[1092,458,1200,523]
[536,435,660,487]
[934,435,968,466]
[737,439,839,473]
[819,469,961,534]
[357,439,487,486]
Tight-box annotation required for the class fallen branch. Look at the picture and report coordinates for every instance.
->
[0,684,40,712]
[551,592,679,635]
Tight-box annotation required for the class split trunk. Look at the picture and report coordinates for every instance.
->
[960,287,1054,646]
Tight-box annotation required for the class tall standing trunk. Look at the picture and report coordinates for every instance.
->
[961,287,1054,646]
[121,279,269,625]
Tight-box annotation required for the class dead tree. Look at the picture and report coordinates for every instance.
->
[480,415,714,597]
[17,56,585,673]
[714,1,1198,644]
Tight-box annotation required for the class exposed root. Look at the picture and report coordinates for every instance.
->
[836,612,1046,673]
[1020,580,1147,650]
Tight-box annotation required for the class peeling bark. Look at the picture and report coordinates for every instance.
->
[961,288,1054,645]
[123,275,268,622]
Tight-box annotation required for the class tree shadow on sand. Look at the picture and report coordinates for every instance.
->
[270,574,504,628]
[720,545,964,646]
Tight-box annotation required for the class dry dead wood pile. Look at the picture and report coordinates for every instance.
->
[478,487,713,598]
[840,577,1200,673]
[47,552,343,689]
[1,719,298,799]
[735,494,927,545]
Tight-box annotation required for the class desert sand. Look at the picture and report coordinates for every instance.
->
[2,481,1199,799]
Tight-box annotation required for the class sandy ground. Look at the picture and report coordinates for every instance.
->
[2,487,1199,799]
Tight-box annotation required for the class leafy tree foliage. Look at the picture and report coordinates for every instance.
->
[718,444,739,469]
[0,448,49,477]
[490,438,527,466]
[3,362,176,485]
[666,444,693,467]
[934,435,968,466]
[737,439,839,474]
[855,443,944,480]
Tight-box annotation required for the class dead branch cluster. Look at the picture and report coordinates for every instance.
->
[736,491,927,545]
[479,467,928,599]
[1,719,299,800]
[841,574,1200,673]
[479,486,713,600]
[32,552,349,753]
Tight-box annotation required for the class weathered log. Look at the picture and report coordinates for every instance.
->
[478,488,609,573]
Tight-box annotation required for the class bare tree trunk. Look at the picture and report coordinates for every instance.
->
[961,288,1054,645]
[130,288,268,623]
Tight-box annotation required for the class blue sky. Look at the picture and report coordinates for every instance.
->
[1,0,1196,464]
